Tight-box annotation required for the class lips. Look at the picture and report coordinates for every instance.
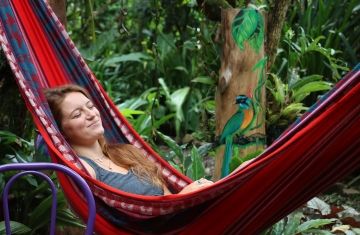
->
[88,120,99,127]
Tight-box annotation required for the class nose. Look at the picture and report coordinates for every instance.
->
[85,108,96,119]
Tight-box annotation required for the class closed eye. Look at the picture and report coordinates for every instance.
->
[72,112,81,119]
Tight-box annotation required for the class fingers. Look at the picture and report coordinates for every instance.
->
[197,178,213,183]
[178,178,214,194]
[195,178,213,186]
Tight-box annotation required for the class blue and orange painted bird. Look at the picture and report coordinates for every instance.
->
[219,95,255,178]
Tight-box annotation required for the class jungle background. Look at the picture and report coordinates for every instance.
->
[0,0,359,234]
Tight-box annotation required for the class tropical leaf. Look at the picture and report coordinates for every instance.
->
[267,73,287,104]
[296,218,337,233]
[155,131,184,162]
[56,208,85,228]
[191,76,215,85]
[293,81,332,102]
[120,108,146,119]
[282,103,307,116]
[289,74,323,90]
[0,221,31,234]
[188,146,205,180]
[232,7,264,52]
[104,52,151,67]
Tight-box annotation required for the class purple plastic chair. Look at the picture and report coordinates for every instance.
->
[0,163,95,235]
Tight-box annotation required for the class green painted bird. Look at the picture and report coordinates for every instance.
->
[220,95,254,178]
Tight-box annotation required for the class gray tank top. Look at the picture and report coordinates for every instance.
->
[79,156,164,196]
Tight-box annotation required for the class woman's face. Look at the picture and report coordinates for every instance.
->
[59,92,104,146]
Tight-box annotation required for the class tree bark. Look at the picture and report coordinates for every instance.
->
[214,9,266,180]
[48,0,67,27]
[265,0,291,70]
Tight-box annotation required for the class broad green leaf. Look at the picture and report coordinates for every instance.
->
[24,175,38,188]
[204,100,216,113]
[268,74,286,104]
[284,212,303,235]
[79,29,117,60]
[170,87,190,136]
[158,78,171,99]
[137,115,152,135]
[157,33,177,60]
[56,208,85,228]
[296,218,336,233]
[289,74,323,90]
[28,192,63,227]
[13,150,29,164]
[174,66,189,74]
[270,218,285,235]
[104,52,151,66]
[0,131,18,144]
[190,146,205,180]
[0,221,31,234]
[120,108,146,119]
[191,76,215,85]
[303,229,333,235]
[170,87,190,115]
[153,114,175,129]
[155,131,184,161]
[118,97,148,110]
[293,81,332,102]
[282,103,308,116]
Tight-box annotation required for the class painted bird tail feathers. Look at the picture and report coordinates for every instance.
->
[221,136,233,178]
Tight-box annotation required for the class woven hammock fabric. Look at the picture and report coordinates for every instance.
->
[0,0,359,234]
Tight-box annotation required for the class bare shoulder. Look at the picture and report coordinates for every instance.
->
[79,158,96,178]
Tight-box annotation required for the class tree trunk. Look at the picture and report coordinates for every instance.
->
[48,0,67,27]
[214,8,266,180]
[265,0,291,70]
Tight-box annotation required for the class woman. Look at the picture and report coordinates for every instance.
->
[44,84,212,196]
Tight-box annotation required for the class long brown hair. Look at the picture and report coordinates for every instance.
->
[44,84,165,188]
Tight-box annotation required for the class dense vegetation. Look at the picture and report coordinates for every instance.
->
[0,0,359,233]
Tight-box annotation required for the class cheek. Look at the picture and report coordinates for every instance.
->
[61,120,84,138]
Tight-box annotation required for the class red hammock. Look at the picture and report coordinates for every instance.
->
[0,0,359,234]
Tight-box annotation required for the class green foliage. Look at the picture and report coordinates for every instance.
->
[287,0,360,67]
[67,0,219,141]
[0,221,31,235]
[0,131,84,234]
[229,148,263,172]
[263,212,337,235]
[155,131,210,180]
[267,0,354,141]
[0,130,34,164]
[266,72,332,140]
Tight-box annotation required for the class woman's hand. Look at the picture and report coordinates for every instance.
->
[178,178,214,194]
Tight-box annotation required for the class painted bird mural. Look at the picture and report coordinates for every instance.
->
[220,95,255,178]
